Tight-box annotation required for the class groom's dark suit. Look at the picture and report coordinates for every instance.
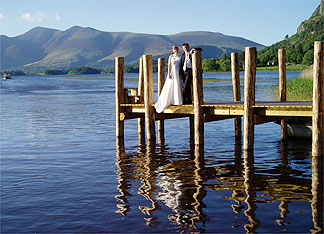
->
[180,52,193,104]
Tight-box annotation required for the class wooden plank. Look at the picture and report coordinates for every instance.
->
[254,116,285,125]
[204,115,237,123]
[120,112,144,120]
[155,113,190,121]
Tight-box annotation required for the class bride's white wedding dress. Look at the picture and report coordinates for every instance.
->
[155,55,183,113]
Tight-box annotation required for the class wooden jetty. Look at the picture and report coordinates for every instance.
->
[116,41,323,157]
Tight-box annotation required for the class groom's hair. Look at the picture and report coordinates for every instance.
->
[182,43,189,47]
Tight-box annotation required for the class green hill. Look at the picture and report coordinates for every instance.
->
[258,0,324,66]
[1,26,264,72]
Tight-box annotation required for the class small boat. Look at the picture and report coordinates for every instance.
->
[3,74,11,80]
[276,117,312,139]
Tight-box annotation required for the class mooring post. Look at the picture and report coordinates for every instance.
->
[231,52,242,139]
[312,41,324,157]
[158,58,165,145]
[115,57,125,147]
[143,55,156,145]
[243,47,256,151]
[278,49,288,140]
[138,56,145,146]
[192,50,204,146]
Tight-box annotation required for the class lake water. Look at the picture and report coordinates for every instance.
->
[1,72,323,233]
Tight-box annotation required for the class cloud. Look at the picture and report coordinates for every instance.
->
[0,13,6,20]
[55,13,61,21]
[20,11,48,22]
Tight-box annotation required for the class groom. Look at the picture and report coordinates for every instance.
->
[180,43,195,104]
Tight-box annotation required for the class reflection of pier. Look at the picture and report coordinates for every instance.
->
[115,138,323,232]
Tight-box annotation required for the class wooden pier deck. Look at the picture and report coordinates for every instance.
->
[116,42,323,157]
[121,101,313,117]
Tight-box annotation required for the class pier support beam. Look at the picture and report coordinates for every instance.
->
[231,52,242,139]
[243,47,256,151]
[143,55,156,145]
[158,58,165,146]
[312,41,324,157]
[138,57,145,146]
[115,57,125,147]
[192,50,204,146]
[278,49,288,140]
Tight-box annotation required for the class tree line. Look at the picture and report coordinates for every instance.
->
[1,43,317,76]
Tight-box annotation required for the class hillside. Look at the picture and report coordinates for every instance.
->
[1,26,264,72]
[258,0,324,66]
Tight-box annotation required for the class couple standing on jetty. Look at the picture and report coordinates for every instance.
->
[155,43,197,113]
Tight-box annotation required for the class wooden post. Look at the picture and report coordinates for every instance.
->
[115,57,125,146]
[158,58,165,145]
[312,41,324,157]
[231,52,242,139]
[138,57,145,145]
[143,55,156,145]
[278,49,287,140]
[243,47,256,151]
[192,50,204,146]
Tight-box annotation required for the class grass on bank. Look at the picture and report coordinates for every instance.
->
[257,64,308,72]
[284,67,313,101]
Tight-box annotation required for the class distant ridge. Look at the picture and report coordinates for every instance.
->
[258,1,323,66]
[1,26,264,72]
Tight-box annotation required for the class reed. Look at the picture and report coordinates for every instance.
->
[286,66,313,101]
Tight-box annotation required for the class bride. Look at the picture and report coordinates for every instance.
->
[155,45,183,113]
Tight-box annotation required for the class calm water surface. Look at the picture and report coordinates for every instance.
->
[1,73,323,233]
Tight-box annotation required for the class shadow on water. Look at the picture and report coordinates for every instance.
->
[115,136,323,233]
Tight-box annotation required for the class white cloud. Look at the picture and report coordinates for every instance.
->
[0,13,7,20]
[20,11,48,22]
[55,13,61,21]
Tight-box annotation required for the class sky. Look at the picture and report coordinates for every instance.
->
[0,0,320,46]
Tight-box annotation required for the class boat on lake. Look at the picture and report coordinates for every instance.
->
[3,74,11,80]
[276,117,312,139]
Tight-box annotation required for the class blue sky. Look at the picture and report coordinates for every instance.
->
[0,0,320,46]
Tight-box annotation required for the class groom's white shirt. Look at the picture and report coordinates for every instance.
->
[183,52,192,71]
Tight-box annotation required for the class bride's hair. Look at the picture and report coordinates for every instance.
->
[172,45,179,50]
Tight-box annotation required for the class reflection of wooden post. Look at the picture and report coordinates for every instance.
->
[243,150,259,233]
[190,115,194,145]
[158,58,165,145]
[192,50,204,146]
[243,47,256,151]
[312,41,324,157]
[278,49,287,140]
[116,57,125,146]
[311,156,323,232]
[143,55,156,145]
[231,52,242,139]
[138,57,145,145]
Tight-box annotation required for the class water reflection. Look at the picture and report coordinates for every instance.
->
[115,138,322,233]
[156,145,207,232]
[311,156,323,234]
[243,150,259,233]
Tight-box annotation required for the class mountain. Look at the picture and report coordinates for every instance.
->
[258,0,324,66]
[1,26,264,72]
